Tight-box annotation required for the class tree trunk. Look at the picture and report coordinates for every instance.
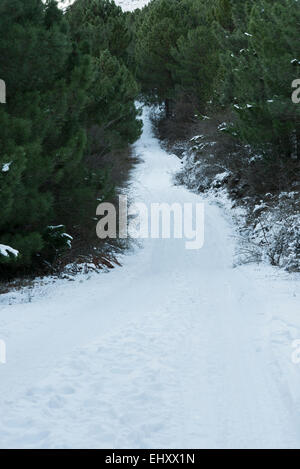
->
[165,98,171,119]
[291,129,298,160]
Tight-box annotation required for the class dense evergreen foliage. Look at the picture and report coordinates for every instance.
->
[134,0,218,112]
[135,0,300,157]
[216,0,300,160]
[0,0,141,277]
[135,0,299,167]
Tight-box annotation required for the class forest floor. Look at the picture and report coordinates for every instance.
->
[0,107,300,449]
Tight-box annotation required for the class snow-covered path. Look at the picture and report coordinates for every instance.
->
[0,107,300,449]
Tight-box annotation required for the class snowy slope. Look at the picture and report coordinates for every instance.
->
[115,0,149,11]
[0,107,300,449]
[58,0,150,11]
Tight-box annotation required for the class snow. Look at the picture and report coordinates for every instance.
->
[0,244,19,258]
[190,135,204,142]
[62,233,73,240]
[47,225,64,230]
[57,0,150,12]
[213,171,231,183]
[0,106,300,448]
[115,0,149,11]
[1,162,12,173]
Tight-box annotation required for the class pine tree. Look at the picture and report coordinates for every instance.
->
[171,21,219,110]
[66,0,142,152]
[67,0,131,62]
[135,0,220,116]
[0,0,69,269]
[0,0,106,273]
[0,0,142,275]
[135,0,188,115]
[86,51,142,151]
[216,0,300,159]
